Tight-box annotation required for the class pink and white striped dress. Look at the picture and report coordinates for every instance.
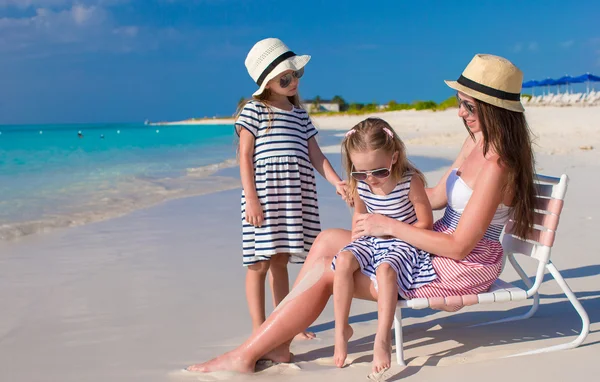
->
[404,169,511,299]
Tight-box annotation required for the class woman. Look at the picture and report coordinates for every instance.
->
[187,54,536,373]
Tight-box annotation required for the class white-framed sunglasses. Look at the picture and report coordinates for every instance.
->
[350,160,393,181]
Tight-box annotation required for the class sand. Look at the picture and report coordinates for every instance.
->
[0,106,598,381]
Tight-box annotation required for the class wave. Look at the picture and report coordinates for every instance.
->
[0,158,241,241]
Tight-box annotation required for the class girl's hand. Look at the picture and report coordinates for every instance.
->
[335,180,353,206]
[352,213,392,240]
[245,198,264,227]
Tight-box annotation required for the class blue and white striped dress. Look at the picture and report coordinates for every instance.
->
[331,172,437,298]
[236,101,320,266]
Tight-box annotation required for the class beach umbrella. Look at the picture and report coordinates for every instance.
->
[522,80,540,96]
[537,78,556,95]
[555,75,575,94]
[522,80,540,88]
[572,73,600,93]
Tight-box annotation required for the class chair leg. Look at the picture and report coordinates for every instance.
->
[469,255,539,327]
[508,262,590,357]
[393,306,406,366]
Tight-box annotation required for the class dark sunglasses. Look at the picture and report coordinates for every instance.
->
[350,163,392,181]
[278,68,304,88]
[456,94,476,115]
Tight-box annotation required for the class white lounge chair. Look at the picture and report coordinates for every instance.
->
[392,173,590,365]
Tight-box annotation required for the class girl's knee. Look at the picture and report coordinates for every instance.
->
[376,263,397,279]
[335,251,358,272]
[270,254,290,269]
[248,260,270,274]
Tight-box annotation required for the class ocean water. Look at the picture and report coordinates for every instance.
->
[0,123,240,240]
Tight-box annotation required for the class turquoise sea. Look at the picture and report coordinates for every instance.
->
[0,122,239,240]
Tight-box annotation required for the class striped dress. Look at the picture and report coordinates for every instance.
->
[403,169,511,299]
[331,172,437,298]
[236,101,320,266]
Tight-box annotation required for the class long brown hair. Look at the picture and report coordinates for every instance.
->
[466,100,536,239]
[341,118,424,201]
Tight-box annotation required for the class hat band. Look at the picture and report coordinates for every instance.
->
[457,75,520,101]
[256,51,296,87]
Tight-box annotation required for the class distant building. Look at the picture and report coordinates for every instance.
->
[302,100,341,113]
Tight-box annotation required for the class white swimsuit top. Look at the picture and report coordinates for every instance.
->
[446,169,512,225]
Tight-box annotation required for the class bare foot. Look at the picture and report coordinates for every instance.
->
[186,350,254,373]
[372,334,391,373]
[294,331,316,340]
[333,324,354,368]
[261,344,292,364]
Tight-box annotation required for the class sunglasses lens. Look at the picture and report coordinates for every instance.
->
[351,172,367,181]
[372,169,391,178]
[279,74,292,88]
[465,103,475,114]
[294,68,304,79]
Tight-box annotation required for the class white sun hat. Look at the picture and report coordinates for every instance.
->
[245,38,310,97]
[445,54,525,112]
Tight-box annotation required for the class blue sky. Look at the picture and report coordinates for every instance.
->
[1,0,599,124]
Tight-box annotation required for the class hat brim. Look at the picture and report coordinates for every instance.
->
[253,55,311,97]
[445,80,524,113]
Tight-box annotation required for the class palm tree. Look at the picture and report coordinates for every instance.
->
[312,96,322,112]
[332,95,347,111]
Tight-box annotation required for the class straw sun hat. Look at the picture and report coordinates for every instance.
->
[445,54,524,112]
[245,38,310,96]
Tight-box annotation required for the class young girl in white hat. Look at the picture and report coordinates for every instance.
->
[236,38,347,335]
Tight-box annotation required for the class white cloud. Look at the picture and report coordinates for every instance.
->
[0,0,68,7]
[0,0,127,7]
[0,5,126,55]
[528,42,538,51]
[71,4,98,25]
[113,25,138,37]
[560,40,574,48]
[512,42,523,53]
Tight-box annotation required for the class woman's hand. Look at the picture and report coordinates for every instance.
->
[352,213,394,240]
[245,197,264,227]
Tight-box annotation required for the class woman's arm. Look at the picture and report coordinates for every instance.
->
[426,137,475,210]
[354,157,507,260]
[239,129,263,227]
[408,176,433,230]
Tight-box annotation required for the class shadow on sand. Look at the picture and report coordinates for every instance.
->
[300,264,599,380]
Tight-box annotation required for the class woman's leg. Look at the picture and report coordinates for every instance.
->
[332,251,360,368]
[246,260,270,331]
[187,229,353,373]
[372,263,398,373]
[269,253,316,340]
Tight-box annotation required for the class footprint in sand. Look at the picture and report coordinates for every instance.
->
[314,356,357,368]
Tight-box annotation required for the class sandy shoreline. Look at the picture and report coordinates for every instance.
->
[0,108,598,381]
[152,107,600,155]
[148,118,235,126]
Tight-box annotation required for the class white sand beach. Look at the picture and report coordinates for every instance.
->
[0,107,598,381]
